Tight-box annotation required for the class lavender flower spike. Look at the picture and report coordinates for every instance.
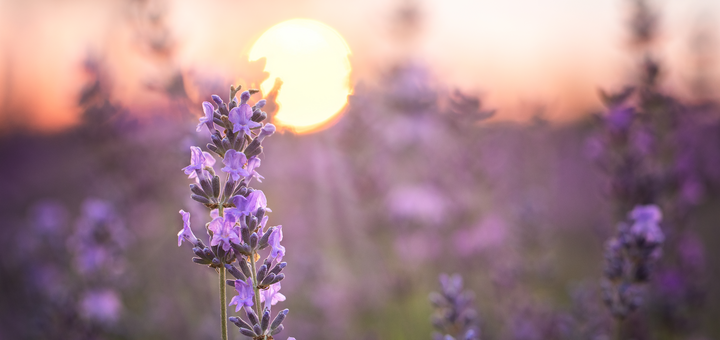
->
[260,282,286,310]
[178,87,291,340]
[269,226,285,262]
[229,278,255,311]
[229,105,261,138]
[221,149,249,182]
[629,204,664,244]
[177,210,199,247]
[182,146,216,179]
[197,101,216,133]
[430,274,480,340]
[209,215,241,252]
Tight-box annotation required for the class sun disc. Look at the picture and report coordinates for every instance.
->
[249,19,352,134]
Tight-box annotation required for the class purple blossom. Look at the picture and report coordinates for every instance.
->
[629,204,664,244]
[208,215,241,251]
[229,104,261,138]
[177,210,199,247]
[229,278,255,311]
[245,156,264,183]
[260,282,286,310]
[197,101,216,133]
[229,190,271,217]
[221,149,249,182]
[269,225,285,262]
[256,99,267,108]
[182,146,216,179]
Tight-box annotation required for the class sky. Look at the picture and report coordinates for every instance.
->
[0,0,718,131]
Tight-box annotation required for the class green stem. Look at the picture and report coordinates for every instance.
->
[250,251,262,318]
[220,266,228,340]
[615,318,623,340]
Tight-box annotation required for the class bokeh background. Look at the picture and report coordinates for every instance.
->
[1,0,720,339]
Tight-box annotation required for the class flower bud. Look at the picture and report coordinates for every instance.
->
[270,309,288,330]
[229,316,252,330]
[256,264,268,283]
[246,307,260,326]
[190,184,207,197]
[270,262,287,275]
[240,91,251,105]
[249,232,259,250]
[211,94,223,106]
[261,308,271,332]
[260,273,276,286]
[225,264,246,281]
[257,124,276,142]
[259,226,274,250]
[271,324,284,335]
[211,176,221,199]
[244,138,263,158]
[191,194,211,204]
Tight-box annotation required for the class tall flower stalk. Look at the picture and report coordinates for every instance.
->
[177,85,292,340]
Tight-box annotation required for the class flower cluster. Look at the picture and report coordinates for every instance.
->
[177,85,293,340]
[429,274,480,340]
[602,205,664,319]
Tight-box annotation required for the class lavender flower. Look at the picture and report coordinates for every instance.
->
[177,86,291,340]
[182,146,216,179]
[221,149,249,182]
[197,101,216,133]
[228,189,271,217]
[602,204,664,320]
[229,278,255,311]
[208,215,241,252]
[429,274,480,340]
[246,156,264,183]
[260,282,286,310]
[268,226,286,262]
[229,104,261,138]
[177,210,200,247]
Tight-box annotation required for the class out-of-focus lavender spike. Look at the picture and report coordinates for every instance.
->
[430,273,480,340]
[601,204,664,320]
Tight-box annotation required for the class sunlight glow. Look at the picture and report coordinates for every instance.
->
[249,19,352,134]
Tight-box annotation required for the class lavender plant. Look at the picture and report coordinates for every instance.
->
[429,274,480,340]
[602,205,664,337]
[177,86,293,340]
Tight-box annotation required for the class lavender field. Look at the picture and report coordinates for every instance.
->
[1,0,720,339]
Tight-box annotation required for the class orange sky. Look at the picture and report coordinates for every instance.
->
[0,0,718,132]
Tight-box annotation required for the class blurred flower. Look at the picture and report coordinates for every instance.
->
[628,204,664,244]
[429,274,480,340]
[80,289,122,324]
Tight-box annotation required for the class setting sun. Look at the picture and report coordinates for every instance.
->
[249,19,352,134]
